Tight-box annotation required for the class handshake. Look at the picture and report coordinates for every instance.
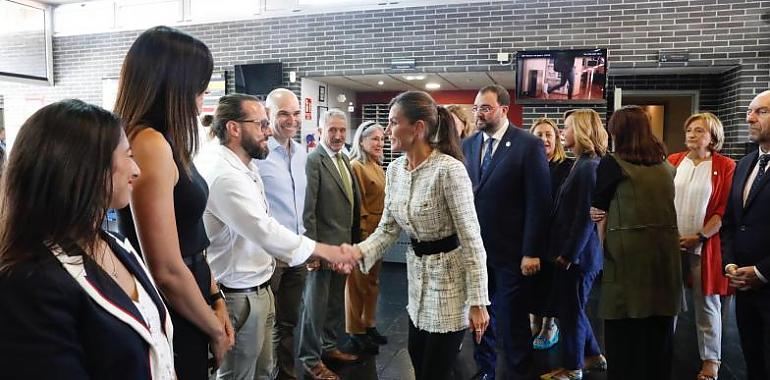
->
[307,243,363,274]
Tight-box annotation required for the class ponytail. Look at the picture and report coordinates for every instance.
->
[434,105,464,161]
[389,91,464,162]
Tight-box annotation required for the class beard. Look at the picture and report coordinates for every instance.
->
[242,131,269,160]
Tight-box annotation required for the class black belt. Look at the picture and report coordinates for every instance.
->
[182,250,206,266]
[410,234,459,257]
[219,282,270,293]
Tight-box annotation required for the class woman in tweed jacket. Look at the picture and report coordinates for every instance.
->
[349,91,490,380]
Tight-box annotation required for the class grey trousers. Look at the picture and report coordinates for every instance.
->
[689,253,732,361]
[216,287,275,380]
[270,262,307,380]
[298,268,347,367]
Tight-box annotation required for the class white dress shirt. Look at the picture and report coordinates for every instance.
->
[480,119,509,160]
[357,150,490,333]
[196,144,315,289]
[743,147,770,206]
[319,141,353,180]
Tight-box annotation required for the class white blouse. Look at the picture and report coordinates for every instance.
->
[357,150,490,333]
[132,278,175,380]
[673,157,713,256]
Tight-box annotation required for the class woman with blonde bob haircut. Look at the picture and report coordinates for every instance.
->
[529,117,573,351]
[667,112,734,380]
[542,109,608,380]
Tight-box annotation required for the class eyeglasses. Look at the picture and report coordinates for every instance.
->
[471,105,497,114]
[237,119,271,130]
[747,107,770,118]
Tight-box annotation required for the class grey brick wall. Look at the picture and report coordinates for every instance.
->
[0,0,768,157]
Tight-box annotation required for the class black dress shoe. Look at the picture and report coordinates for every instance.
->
[350,334,379,355]
[366,327,388,345]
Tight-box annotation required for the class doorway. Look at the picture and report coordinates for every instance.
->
[614,89,699,154]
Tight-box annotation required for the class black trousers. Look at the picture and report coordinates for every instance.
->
[604,316,674,380]
[408,319,465,380]
[735,290,770,380]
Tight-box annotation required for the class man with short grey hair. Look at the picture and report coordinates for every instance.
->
[298,109,362,380]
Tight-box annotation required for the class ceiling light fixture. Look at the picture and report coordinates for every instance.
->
[377,80,384,86]
[425,82,440,90]
[404,75,426,81]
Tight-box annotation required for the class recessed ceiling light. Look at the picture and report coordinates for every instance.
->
[377,80,384,85]
[425,82,440,90]
[404,75,426,81]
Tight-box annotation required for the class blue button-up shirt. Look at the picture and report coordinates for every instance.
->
[255,137,308,237]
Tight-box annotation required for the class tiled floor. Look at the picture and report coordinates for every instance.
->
[315,262,747,380]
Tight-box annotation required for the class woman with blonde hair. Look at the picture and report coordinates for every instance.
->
[529,117,573,350]
[446,105,474,139]
[345,121,388,354]
[542,109,608,380]
[667,112,735,380]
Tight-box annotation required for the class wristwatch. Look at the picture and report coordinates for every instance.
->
[209,288,226,304]
[697,232,708,243]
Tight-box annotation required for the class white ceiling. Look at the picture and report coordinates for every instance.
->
[310,72,517,93]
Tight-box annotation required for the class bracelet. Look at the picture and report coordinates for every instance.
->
[209,288,225,304]
[697,232,708,243]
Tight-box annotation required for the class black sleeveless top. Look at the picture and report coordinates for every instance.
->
[118,159,210,259]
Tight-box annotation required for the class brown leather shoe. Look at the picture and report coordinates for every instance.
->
[322,348,359,363]
[303,362,340,380]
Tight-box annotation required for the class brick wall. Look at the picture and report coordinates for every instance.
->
[0,0,768,157]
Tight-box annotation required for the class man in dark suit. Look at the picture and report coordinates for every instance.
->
[298,108,362,380]
[463,84,552,380]
[723,89,770,380]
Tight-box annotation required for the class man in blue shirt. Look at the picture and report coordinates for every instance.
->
[256,88,308,380]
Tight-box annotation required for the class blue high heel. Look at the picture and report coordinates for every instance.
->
[533,324,560,350]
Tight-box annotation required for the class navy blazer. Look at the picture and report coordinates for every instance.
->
[462,125,552,265]
[722,150,770,282]
[547,155,602,273]
[0,231,170,380]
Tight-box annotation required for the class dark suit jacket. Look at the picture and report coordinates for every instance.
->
[0,231,171,380]
[462,125,552,266]
[304,146,362,247]
[547,155,602,273]
[722,150,770,282]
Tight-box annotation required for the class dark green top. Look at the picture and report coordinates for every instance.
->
[599,154,682,319]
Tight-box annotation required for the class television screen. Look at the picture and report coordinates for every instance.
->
[234,62,283,97]
[515,49,607,104]
[0,0,52,83]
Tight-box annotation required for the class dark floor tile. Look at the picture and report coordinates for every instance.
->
[323,262,746,380]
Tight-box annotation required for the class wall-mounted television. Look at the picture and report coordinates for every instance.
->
[515,49,607,104]
[0,0,53,85]
[234,62,283,97]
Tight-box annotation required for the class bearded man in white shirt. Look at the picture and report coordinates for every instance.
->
[196,94,358,380]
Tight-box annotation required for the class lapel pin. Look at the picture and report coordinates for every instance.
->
[505,141,511,148]
[713,171,718,175]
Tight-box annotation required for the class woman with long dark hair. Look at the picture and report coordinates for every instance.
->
[114,26,233,379]
[591,105,682,380]
[347,91,490,380]
[0,99,174,379]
